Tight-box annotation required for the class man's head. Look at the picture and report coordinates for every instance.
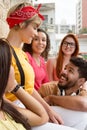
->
[58,57,87,90]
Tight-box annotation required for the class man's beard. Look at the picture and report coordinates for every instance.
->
[58,81,77,90]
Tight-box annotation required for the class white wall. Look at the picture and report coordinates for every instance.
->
[79,38,87,52]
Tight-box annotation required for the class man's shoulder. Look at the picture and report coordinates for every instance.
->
[38,81,60,97]
[79,88,87,96]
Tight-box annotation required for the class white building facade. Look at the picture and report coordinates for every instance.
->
[34,2,57,56]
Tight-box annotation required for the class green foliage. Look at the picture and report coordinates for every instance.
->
[67,29,73,33]
[83,55,87,60]
[79,28,87,34]
[80,53,87,60]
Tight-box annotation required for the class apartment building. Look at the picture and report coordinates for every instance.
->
[76,0,87,34]
[34,2,57,56]
[57,24,75,34]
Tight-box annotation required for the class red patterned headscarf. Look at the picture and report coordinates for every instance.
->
[6,4,44,29]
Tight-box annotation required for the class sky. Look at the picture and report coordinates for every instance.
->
[55,0,78,25]
[34,0,79,25]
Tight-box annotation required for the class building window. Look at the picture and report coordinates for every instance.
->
[43,15,48,23]
[50,18,53,24]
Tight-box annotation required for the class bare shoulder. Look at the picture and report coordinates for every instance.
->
[47,58,56,65]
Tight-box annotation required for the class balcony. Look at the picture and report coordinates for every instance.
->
[41,23,55,33]
[35,3,55,11]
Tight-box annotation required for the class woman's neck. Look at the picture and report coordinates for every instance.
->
[63,54,71,60]
[7,30,22,48]
[62,55,71,71]
[32,53,40,58]
[32,53,40,66]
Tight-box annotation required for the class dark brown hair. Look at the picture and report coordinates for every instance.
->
[22,28,50,60]
[70,57,87,80]
[0,38,31,130]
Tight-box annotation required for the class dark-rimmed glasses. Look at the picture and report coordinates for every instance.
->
[63,41,76,48]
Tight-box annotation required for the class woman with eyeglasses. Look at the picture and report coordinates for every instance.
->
[46,33,79,81]
[0,38,78,130]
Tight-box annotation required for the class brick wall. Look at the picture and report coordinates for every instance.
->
[82,0,87,28]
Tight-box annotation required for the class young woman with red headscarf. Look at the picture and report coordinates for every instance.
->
[0,38,77,130]
[5,2,64,125]
[4,2,79,130]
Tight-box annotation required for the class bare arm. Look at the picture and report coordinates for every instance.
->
[32,89,64,124]
[13,87,49,126]
[7,66,63,125]
[46,59,55,81]
[44,95,87,111]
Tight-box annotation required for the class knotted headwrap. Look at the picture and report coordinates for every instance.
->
[6,4,44,29]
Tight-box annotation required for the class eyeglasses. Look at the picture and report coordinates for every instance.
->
[63,41,76,48]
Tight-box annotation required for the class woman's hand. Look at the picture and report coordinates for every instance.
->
[46,105,64,124]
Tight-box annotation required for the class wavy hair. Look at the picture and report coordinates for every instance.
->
[23,28,50,60]
[56,33,79,78]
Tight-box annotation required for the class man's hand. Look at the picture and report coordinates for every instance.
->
[44,96,51,104]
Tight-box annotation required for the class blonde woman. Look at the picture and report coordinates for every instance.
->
[6,2,63,124]
[0,38,77,130]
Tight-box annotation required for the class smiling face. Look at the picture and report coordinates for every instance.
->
[58,62,80,90]
[62,37,76,56]
[31,31,47,55]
